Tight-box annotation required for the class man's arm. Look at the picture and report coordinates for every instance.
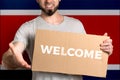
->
[2,42,31,70]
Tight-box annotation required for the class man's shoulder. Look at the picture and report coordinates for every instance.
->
[64,16,82,23]
[18,16,40,30]
[64,16,82,25]
[64,16,79,21]
[23,16,40,25]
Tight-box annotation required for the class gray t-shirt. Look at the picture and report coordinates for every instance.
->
[13,16,86,80]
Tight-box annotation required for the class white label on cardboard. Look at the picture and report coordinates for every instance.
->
[40,45,102,60]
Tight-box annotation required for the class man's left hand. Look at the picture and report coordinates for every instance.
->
[100,33,113,55]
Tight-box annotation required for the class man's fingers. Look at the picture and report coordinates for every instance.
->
[20,60,31,69]
[101,39,112,47]
[24,63,31,69]
[104,33,108,36]
[9,43,15,54]
[103,38,112,43]
[103,33,110,39]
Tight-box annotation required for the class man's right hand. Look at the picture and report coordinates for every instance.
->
[2,42,31,69]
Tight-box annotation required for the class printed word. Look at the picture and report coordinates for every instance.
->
[40,45,102,60]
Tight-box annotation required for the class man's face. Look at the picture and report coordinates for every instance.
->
[37,0,60,16]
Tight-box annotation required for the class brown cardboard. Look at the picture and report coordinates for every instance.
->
[32,29,109,77]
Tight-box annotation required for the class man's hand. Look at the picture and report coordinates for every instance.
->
[100,33,113,55]
[2,42,31,69]
[9,43,31,69]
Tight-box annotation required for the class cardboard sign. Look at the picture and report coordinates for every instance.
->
[32,30,109,77]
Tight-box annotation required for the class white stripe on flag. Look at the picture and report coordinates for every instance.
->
[107,64,120,70]
[0,64,120,70]
[0,10,120,15]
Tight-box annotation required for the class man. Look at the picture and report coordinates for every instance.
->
[2,0,113,80]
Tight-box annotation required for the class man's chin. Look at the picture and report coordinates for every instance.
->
[41,6,58,16]
[45,10,55,16]
[46,12,54,16]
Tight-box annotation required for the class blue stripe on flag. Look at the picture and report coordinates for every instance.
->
[0,70,120,80]
[83,70,120,80]
[0,0,120,9]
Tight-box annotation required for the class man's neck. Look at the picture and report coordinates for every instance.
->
[41,11,64,25]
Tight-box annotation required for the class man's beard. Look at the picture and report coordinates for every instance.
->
[40,5,59,16]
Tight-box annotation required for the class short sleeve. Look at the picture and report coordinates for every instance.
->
[78,20,86,34]
[12,22,30,50]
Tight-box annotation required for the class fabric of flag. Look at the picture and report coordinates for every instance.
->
[0,0,120,80]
